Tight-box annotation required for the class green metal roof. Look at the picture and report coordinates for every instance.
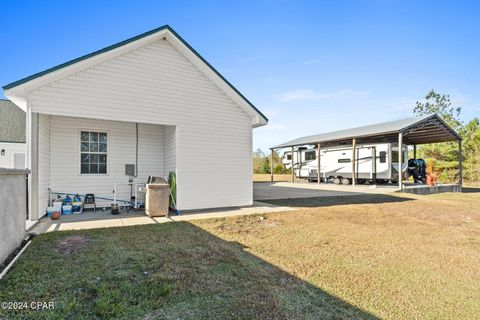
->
[3,25,268,122]
[0,99,26,143]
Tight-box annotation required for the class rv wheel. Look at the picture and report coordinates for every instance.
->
[333,177,341,185]
[341,178,351,185]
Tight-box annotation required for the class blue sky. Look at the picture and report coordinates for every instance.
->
[1,1,479,152]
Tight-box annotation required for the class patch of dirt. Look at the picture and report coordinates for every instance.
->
[55,235,90,255]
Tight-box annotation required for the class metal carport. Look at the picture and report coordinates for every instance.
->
[270,114,462,191]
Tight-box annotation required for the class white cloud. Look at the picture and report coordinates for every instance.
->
[274,89,370,102]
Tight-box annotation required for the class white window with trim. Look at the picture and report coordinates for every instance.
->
[80,131,108,174]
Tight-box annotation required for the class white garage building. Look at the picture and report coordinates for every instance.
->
[3,25,268,220]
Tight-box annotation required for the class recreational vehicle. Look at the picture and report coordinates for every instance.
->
[282,143,409,184]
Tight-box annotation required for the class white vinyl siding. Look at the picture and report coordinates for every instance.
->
[37,114,50,220]
[29,38,253,210]
[164,125,176,175]
[137,123,166,180]
[29,40,251,126]
[177,123,252,209]
[49,117,164,207]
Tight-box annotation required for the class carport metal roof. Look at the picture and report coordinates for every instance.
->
[272,114,460,149]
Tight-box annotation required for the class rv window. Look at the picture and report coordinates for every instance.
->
[391,151,399,163]
[338,158,350,163]
[379,151,386,163]
[286,154,292,160]
[305,151,316,161]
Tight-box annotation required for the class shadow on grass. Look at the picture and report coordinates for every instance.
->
[463,187,480,193]
[0,222,378,320]
[261,194,415,208]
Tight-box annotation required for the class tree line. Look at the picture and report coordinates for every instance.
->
[414,90,479,184]
[252,149,290,174]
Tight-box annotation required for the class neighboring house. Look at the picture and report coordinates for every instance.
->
[3,25,268,220]
[0,99,26,169]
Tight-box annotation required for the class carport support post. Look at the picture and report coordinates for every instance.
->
[291,146,295,183]
[458,140,463,191]
[317,143,321,184]
[398,132,403,190]
[270,149,274,182]
[413,144,417,159]
[352,138,356,187]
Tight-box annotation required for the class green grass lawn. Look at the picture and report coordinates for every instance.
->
[0,223,373,320]
[1,189,479,319]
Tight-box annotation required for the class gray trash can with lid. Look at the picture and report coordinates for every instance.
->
[145,178,169,217]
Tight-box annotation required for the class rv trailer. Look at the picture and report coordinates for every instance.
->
[282,143,410,185]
